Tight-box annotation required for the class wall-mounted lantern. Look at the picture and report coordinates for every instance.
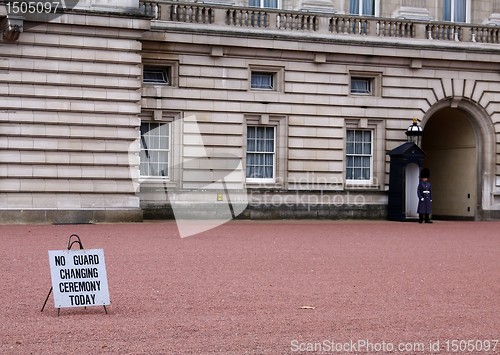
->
[405,118,423,147]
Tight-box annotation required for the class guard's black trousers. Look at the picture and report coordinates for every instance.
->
[419,214,431,223]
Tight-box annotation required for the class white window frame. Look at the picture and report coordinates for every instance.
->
[345,129,373,184]
[348,70,382,97]
[140,121,172,180]
[245,125,276,183]
[350,77,372,95]
[244,114,287,188]
[349,0,380,17]
[251,72,275,90]
[249,65,284,92]
[443,0,470,23]
[249,0,280,9]
[143,66,170,85]
[142,61,179,87]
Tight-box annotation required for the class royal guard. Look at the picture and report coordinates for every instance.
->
[417,168,432,223]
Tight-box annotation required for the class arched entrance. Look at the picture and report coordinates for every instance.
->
[420,98,496,220]
[422,104,486,219]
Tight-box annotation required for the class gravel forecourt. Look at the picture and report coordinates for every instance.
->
[1,220,499,354]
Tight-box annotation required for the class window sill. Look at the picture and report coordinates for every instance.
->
[245,180,283,189]
[139,177,174,186]
[345,181,380,190]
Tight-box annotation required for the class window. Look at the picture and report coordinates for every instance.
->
[346,130,372,182]
[143,66,170,85]
[251,72,274,90]
[249,66,284,92]
[443,0,467,22]
[349,70,382,96]
[246,126,275,181]
[245,115,287,187]
[140,122,171,178]
[349,0,376,16]
[351,77,372,95]
[249,0,279,8]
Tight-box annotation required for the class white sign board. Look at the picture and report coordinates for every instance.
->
[48,249,110,308]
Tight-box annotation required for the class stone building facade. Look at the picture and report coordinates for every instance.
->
[3,0,500,222]
[0,0,148,222]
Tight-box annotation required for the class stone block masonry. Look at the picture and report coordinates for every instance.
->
[0,8,150,223]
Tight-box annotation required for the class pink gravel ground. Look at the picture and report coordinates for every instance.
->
[0,220,499,355]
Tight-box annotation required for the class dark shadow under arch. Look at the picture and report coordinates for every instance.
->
[422,98,495,220]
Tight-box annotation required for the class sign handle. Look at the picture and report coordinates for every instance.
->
[67,234,84,250]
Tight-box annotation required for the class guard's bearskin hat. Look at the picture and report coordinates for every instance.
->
[420,168,430,179]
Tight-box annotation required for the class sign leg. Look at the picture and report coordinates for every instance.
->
[40,287,53,312]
